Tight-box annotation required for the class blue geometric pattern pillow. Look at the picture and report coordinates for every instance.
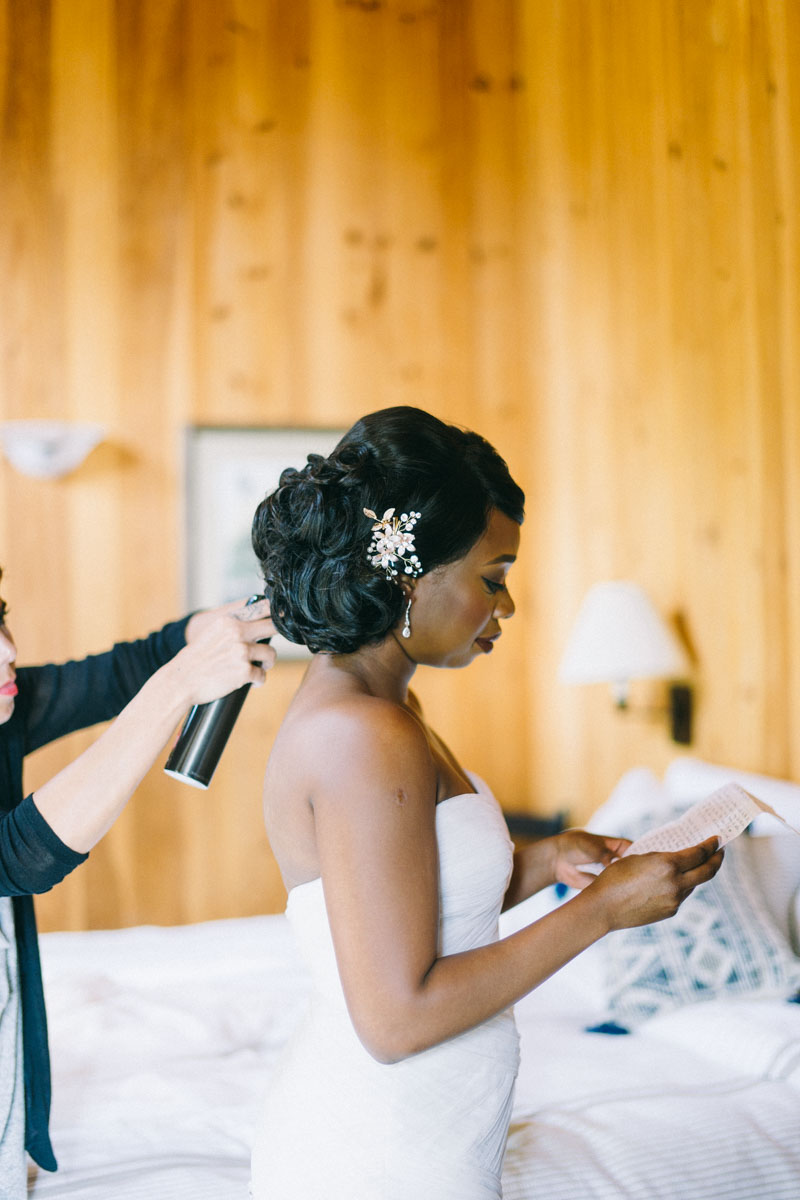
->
[594,811,800,1032]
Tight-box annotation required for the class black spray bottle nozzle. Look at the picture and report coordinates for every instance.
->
[164,594,268,790]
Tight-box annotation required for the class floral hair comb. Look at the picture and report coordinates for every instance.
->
[363,507,423,581]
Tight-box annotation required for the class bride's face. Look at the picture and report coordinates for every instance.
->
[0,595,18,725]
[401,509,519,669]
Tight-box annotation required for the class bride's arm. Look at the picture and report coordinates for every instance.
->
[309,700,723,1064]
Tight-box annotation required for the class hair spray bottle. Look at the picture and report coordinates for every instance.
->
[164,595,268,789]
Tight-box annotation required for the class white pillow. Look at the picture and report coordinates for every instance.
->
[744,831,800,947]
[585,767,673,835]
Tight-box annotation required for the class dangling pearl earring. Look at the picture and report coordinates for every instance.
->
[402,597,412,639]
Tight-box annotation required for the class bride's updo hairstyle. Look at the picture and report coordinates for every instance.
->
[251,406,524,654]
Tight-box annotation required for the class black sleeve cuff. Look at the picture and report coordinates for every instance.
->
[0,795,88,895]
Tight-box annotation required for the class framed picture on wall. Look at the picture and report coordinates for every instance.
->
[183,425,345,659]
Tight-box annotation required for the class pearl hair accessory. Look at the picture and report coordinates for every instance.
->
[363,507,423,581]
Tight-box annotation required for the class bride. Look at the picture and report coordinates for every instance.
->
[248,405,722,1199]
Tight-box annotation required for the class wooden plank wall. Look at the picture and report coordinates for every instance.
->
[0,0,797,930]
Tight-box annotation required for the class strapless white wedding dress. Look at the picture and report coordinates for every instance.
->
[250,775,520,1199]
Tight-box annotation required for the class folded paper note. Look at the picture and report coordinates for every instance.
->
[578,783,800,875]
[624,783,799,856]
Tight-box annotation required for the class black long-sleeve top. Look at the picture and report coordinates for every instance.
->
[0,617,189,1170]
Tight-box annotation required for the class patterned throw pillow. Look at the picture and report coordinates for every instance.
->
[591,810,800,1032]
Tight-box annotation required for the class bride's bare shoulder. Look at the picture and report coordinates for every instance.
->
[298,688,420,742]
[277,684,427,781]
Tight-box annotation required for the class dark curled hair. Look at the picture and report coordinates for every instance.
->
[251,406,525,654]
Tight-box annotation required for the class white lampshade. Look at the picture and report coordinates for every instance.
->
[558,581,688,698]
[0,420,105,479]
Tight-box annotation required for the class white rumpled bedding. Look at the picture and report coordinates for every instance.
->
[30,917,307,1200]
[30,897,800,1200]
[503,890,800,1199]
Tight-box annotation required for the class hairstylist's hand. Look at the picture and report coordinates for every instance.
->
[184,595,272,643]
[166,599,276,707]
[589,837,724,931]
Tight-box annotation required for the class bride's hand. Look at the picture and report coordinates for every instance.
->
[547,829,631,890]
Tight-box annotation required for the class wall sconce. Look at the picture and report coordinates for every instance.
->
[558,580,693,743]
[0,420,105,479]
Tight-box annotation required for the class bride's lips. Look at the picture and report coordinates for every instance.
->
[475,635,499,654]
[0,680,18,697]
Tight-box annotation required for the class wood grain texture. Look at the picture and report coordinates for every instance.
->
[0,0,797,929]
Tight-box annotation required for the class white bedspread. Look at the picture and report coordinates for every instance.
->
[503,898,800,1199]
[31,917,308,1200]
[30,901,800,1200]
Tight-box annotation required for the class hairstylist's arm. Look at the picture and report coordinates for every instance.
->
[32,602,275,852]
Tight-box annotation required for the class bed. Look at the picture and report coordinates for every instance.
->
[29,758,800,1200]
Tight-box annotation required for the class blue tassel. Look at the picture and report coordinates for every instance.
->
[585,1020,630,1035]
